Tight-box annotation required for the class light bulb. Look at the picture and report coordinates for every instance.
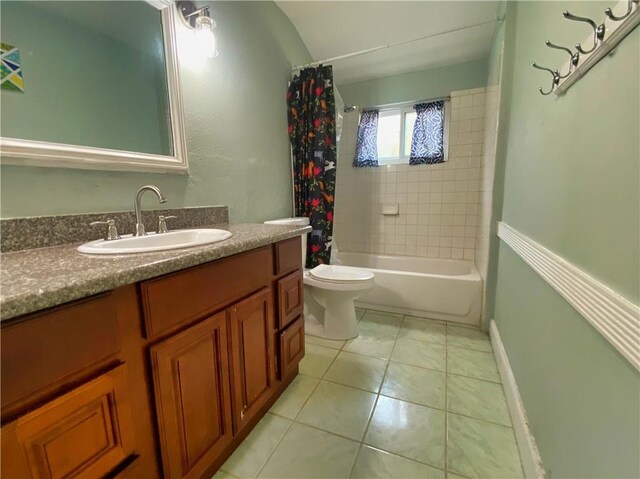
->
[195,15,218,58]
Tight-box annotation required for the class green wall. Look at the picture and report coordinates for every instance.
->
[0,1,311,222]
[1,1,171,155]
[492,2,640,477]
[483,5,511,323]
[337,58,488,107]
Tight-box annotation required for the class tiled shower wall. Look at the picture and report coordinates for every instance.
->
[475,84,500,278]
[333,88,487,260]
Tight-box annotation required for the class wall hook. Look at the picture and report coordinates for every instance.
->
[545,41,579,78]
[605,0,638,21]
[532,63,560,95]
[563,11,605,54]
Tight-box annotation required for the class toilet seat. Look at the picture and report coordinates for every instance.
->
[309,264,374,283]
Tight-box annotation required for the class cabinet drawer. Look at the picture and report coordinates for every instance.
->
[280,316,305,379]
[277,270,303,330]
[1,293,120,412]
[1,365,136,479]
[140,247,272,338]
[274,237,302,276]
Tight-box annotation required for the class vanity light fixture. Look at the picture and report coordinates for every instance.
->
[177,1,218,58]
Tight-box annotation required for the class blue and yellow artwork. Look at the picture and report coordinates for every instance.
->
[1,42,24,92]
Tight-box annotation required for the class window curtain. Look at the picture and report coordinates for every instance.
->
[287,65,337,268]
[353,109,379,167]
[409,100,445,165]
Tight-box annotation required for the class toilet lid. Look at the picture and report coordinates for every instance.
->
[309,264,374,283]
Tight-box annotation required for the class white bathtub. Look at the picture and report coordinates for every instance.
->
[334,252,482,325]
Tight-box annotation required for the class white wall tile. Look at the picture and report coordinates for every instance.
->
[334,88,487,261]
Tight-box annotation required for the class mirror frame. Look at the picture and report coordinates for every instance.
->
[0,0,189,173]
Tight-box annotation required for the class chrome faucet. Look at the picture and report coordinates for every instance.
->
[134,185,166,236]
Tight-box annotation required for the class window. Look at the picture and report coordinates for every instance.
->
[376,107,414,163]
[354,101,449,167]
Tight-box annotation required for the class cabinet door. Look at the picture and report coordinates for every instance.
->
[228,288,275,432]
[280,316,305,379]
[0,365,135,479]
[150,312,233,479]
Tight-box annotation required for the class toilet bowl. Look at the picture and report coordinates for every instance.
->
[304,264,374,339]
[264,217,375,340]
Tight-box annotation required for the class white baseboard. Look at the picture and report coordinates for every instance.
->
[490,319,546,479]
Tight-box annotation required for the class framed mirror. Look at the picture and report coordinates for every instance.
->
[0,0,188,173]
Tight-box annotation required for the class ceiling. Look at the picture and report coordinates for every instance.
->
[276,1,499,85]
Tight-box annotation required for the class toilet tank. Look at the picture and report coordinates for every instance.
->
[264,217,309,267]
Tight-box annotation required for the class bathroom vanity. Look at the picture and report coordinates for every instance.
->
[0,225,307,479]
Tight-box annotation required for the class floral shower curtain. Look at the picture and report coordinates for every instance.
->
[287,65,337,268]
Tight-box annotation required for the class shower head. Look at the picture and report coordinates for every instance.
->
[343,105,358,113]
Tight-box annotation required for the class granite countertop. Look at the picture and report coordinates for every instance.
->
[0,223,310,321]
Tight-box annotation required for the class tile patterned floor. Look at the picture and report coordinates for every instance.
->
[215,309,524,479]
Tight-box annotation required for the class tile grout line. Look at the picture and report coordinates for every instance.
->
[250,413,296,479]
[350,310,402,478]
[246,326,350,479]
[346,443,364,479]
[254,309,509,478]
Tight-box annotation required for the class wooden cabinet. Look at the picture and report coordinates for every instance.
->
[1,293,120,414]
[228,288,275,432]
[150,312,233,479]
[280,316,305,379]
[274,236,302,275]
[1,365,135,479]
[140,247,272,339]
[277,270,304,329]
[1,237,306,479]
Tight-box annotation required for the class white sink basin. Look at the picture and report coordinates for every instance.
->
[78,229,232,255]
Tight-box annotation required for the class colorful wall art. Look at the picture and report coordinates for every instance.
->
[1,42,24,92]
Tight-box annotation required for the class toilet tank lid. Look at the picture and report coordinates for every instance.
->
[264,217,310,226]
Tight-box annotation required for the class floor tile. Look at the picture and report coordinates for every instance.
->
[222,414,291,478]
[365,396,445,468]
[258,423,359,478]
[447,325,492,352]
[391,338,446,371]
[447,413,523,478]
[324,351,388,392]
[296,381,377,440]
[351,445,445,479]
[299,343,339,378]
[355,307,366,320]
[380,362,445,409]
[269,374,319,419]
[398,317,446,344]
[212,471,237,479]
[447,348,500,383]
[343,332,396,359]
[358,310,403,337]
[306,334,346,350]
[447,375,511,426]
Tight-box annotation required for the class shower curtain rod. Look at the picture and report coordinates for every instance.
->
[291,19,497,71]
[367,95,451,111]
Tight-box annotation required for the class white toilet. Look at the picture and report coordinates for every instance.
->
[264,217,375,340]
